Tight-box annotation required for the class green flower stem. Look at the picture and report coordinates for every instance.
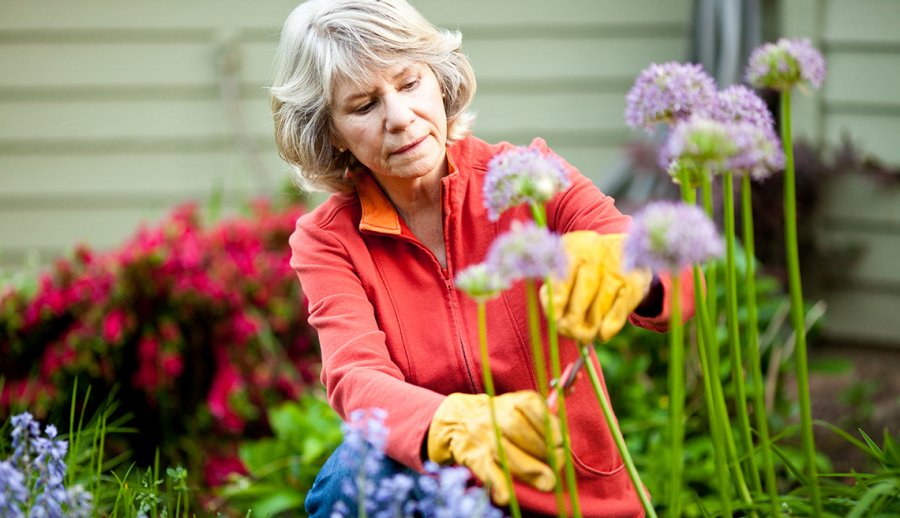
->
[692,280,734,517]
[543,279,583,518]
[477,301,522,518]
[700,174,719,326]
[742,174,780,515]
[530,202,548,228]
[781,89,822,515]
[666,275,685,517]
[692,264,754,508]
[531,200,581,515]
[525,279,567,517]
[680,173,732,508]
[580,343,657,518]
[680,172,750,506]
[723,172,761,493]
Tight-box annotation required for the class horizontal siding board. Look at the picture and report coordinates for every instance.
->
[0,92,631,145]
[472,91,629,134]
[823,51,900,107]
[0,1,299,31]
[0,203,248,251]
[820,290,900,346]
[1,1,690,31]
[818,228,900,286]
[0,36,685,94]
[0,42,222,88]
[461,37,688,83]
[0,98,273,140]
[824,113,900,165]
[819,174,900,227]
[823,0,900,45]
[0,152,290,197]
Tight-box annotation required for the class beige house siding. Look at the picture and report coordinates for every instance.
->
[782,0,900,345]
[2,0,898,343]
[0,0,693,268]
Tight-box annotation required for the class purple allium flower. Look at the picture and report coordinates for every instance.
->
[713,85,784,179]
[625,62,717,130]
[0,461,27,518]
[623,201,724,273]
[455,263,509,302]
[664,117,738,184]
[746,38,826,91]
[486,220,568,284]
[483,145,570,221]
[725,121,784,180]
[715,85,775,131]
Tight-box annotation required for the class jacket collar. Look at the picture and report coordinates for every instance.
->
[356,153,460,235]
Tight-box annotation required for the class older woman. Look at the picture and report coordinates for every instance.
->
[272,1,694,516]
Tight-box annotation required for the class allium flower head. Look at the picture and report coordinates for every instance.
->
[486,221,567,283]
[623,201,723,273]
[725,121,784,179]
[746,38,826,91]
[455,263,509,302]
[483,146,570,221]
[664,117,737,184]
[715,85,775,131]
[625,62,717,129]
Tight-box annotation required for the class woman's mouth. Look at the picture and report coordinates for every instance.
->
[391,136,426,155]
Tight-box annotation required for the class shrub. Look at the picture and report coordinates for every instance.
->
[0,200,320,502]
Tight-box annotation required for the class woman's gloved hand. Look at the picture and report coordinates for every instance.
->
[427,390,563,505]
[541,231,652,343]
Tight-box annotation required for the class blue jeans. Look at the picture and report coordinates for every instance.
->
[304,442,419,517]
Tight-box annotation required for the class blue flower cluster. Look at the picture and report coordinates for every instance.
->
[1,413,92,518]
[331,409,503,518]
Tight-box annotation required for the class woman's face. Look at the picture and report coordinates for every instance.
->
[331,62,448,186]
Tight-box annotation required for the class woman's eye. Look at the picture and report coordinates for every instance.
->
[354,101,375,114]
[401,78,420,91]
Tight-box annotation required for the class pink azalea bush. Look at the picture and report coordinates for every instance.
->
[0,200,320,492]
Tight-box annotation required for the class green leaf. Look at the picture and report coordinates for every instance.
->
[246,489,306,517]
[808,357,853,375]
[239,439,287,476]
[848,481,897,518]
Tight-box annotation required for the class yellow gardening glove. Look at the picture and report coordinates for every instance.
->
[541,231,653,343]
[427,390,564,505]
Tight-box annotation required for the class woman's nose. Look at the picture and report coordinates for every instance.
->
[383,94,415,132]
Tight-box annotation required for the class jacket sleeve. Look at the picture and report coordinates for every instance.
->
[290,215,443,470]
[534,137,697,329]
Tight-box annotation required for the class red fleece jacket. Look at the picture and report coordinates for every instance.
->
[290,136,695,517]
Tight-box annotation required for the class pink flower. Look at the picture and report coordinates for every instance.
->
[162,351,184,378]
[207,362,246,433]
[204,454,248,488]
[132,334,161,391]
[102,310,127,344]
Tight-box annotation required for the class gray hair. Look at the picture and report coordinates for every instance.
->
[271,0,477,193]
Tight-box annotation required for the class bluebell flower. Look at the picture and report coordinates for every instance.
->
[10,412,41,465]
[2,413,93,518]
[331,410,501,518]
[0,460,28,518]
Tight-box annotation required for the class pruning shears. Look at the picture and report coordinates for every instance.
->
[547,355,585,413]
